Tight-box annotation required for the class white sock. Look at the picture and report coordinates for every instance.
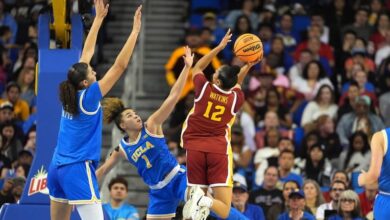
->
[198,196,213,208]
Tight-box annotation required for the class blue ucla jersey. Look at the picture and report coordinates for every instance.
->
[52,82,103,166]
[119,126,178,187]
[379,128,390,192]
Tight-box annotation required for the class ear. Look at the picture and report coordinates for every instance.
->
[119,121,126,131]
[81,79,89,88]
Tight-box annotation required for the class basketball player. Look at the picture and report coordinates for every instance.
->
[181,29,258,220]
[95,46,194,219]
[359,128,390,219]
[47,3,142,220]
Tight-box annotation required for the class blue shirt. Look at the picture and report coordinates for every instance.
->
[103,203,139,220]
[52,82,103,166]
[379,128,390,192]
[119,126,178,187]
[278,211,315,220]
[213,204,265,220]
[328,215,364,220]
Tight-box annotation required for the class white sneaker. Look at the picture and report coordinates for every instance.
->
[183,186,205,219]
[193,206,210,220]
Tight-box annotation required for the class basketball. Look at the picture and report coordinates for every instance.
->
[233,34,263,63]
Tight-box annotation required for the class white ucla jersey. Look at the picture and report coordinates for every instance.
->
[52,82,103,166]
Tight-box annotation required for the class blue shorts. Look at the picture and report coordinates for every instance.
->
[374,193,390,219]
[147,167,187,218]
[47,161,101,205]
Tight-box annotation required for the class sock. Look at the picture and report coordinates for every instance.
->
[197,196,213,208]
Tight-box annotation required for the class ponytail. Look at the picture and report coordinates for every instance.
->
[59,62,89,115]
[59,81,78,115]
[102,98,126,131]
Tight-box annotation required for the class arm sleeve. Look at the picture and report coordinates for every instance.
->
[82,82,103,113]
[233,88,245,113]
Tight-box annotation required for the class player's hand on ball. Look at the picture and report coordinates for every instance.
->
[217,29,232,50]
[183,46,194,67]
[248,57,262,67]
[94,0,109,20]
[133,5,142,33]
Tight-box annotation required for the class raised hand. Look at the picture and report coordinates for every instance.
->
[133,5,142,33]
[183,46,194,68]
[217,29,232,50]
[94,0,109,20]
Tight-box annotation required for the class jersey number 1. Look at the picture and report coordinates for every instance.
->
[203,101,225,121]
[141,155,152,169]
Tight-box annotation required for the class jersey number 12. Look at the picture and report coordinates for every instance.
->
[203,101,225,122]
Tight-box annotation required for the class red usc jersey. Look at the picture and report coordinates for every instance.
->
[181,74,245,154]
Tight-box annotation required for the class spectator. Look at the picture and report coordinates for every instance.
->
[301,85,338,129]
[338,131,371,173]
[369,12,390,50]
[277,190,316,220]
[103,177,140,220]
[315,115,342,161]
[16,67,35,107]
[231,125,252,172]
[342,7,374,41]
[309,11,330,44]
[11,176,24,204]
[257,87,293,128]
[294,36,335,68]
[288,49,313,87]
[0,121,22,162]
[266,36,294,75]
[344,48,376,82]
[0,101,12,123]
[368,0,385,26]
[257,23,274,56]
[278,150,303,188]
[23,126,35,154]
[379,72,390,126]
[0,0,17,43]
[335,30,356,82]
[359,182,378,217]
[338,81,361,120]
[249,166,283,216]
[342,70,375,96]
[201,12,225,47]
[275,12,300,53]
[15,150,32,167]
[225,0,258,31]
[326,0,354,49]
[375,29,390,66]
[316,180,347,220]
[268,180,300,220]
[0,82,29,122]
[328,190,364,220]
[300,131,320,159]
[300,144,333,186]
[303,179,325,215]
[292,60,333,100]
[0,177,14,207]
[13,163,29,179]
[230,180,266,220]
[336,95,384,147]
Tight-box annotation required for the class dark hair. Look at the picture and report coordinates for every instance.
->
[264,165,279,176]
[279,149,294,158]
[257,22,274,32]
[343,29,357,38]
[300,48,313,56]
[6,82,21,93]
[265,87,281,106]
[302,60,327,80]
[108,176,128,191]
[332,170,350,185]
[305,143,326,180]
[344,131,370,169]
[375,12,390,29]
[314,84,334,104]
[283,180,300,189]
[59,62,89,115]
[234,15,252,34]
[15,164,30,178]
[331,180,347,190]
[349,80,360,89]
[217,65,240,90]
[0,25,11,36]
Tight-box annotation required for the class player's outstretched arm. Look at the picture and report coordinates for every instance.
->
[192,29,232,79]
[147,46,193,132]
[79,0,109,64]
[358,131,384,186]
[236,61,258,86]
[98,5,142,96]
[96,147,125,182]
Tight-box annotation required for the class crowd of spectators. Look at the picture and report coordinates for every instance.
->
[165,0,390,219]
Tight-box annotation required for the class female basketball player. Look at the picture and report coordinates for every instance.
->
[181,29,258,219]
[358,128,390,219]
[95,46,194,219]
[47,2,142,220]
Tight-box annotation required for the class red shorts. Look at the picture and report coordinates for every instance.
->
[186,149,233,188]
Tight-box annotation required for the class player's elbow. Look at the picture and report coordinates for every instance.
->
[113,60,127,72]
[219,207,231,219]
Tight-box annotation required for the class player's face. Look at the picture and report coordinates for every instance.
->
[212,70,222,87]
[120,109,142,132]
[109,183,128,201]
[85,65,97,86]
